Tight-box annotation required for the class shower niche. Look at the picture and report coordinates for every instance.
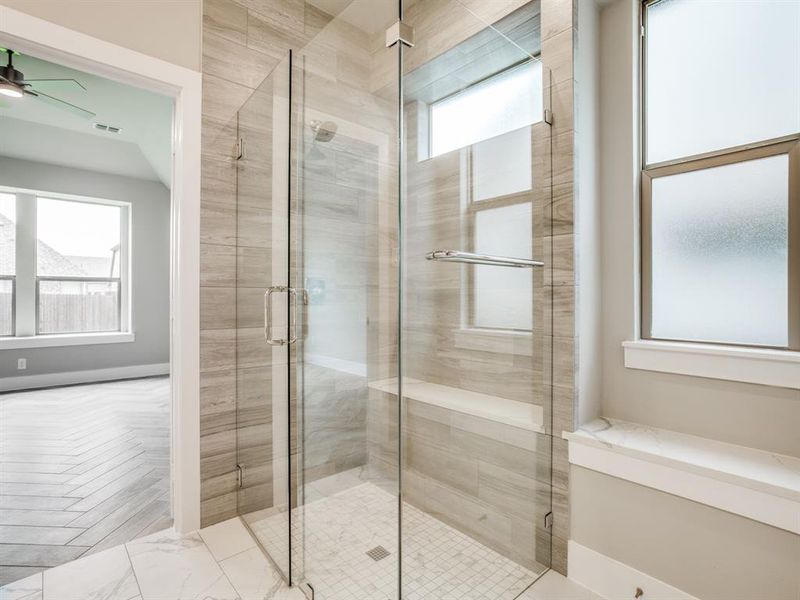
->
[233,1,554,598]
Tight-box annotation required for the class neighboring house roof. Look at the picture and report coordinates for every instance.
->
[0,212,91,277]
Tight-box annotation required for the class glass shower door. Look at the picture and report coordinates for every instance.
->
[236,53,294,583]
[399,1,553,597]
[235,1,554,598]
[289,1,402,597]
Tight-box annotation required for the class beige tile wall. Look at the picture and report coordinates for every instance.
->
[200,0,578,578]
[540,0,576,575]
[200,0,331,527]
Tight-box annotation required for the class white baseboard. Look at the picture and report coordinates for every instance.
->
[0,363,170,392]
[568,540,699,600]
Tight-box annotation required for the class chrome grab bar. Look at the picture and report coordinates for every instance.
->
[264,286,299,346]
[425,250,544,268]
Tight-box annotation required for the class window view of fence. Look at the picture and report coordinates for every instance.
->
[0,277,13,336]
[36,197,122,335]
[37,277,120,334]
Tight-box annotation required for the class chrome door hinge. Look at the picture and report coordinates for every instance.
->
[543,108,553,126]
[641,25,645,38]
[544,511,553,530]
[236,138,245,160]
[386,21,415,48]
[236,464,244,488]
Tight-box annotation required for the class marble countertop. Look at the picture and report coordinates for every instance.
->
[368,377,545,433]
[564,418,800,502]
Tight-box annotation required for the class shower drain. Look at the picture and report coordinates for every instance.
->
[366,545,391,561]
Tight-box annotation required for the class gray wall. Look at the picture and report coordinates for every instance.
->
[0,157,170,377]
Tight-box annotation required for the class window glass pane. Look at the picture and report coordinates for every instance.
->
[472,126,532,201]
[0,279,12,336]
[38,279,120,334]
[0,192,15,276]
[430,60,542,157]
[37,197,121,277]
[474,202,532,330]
[646,0,800,164]
[650,155,788,346]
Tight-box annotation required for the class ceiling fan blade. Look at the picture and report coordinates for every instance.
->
[29,89,95,119]
[23,78,87,91]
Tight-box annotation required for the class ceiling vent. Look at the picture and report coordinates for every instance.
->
[93,122,121,134]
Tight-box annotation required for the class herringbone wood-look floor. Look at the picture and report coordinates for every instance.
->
[0,376,171,585]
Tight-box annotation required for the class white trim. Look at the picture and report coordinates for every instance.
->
[0,362,169,392]
[623,339,800,389]
[0,332,135,349]
[0,6,202,534]
[565,427,800,534]
[567,540,699,600]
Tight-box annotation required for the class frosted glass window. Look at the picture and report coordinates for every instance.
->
[473,202,532,330]
[430,61,542,158]
[645,0,800,164]
[650,155,789,347]
[472,126,532,201]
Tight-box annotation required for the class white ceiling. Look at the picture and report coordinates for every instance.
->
[0,52,172,187]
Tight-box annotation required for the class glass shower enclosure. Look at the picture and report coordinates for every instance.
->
[234,1,554,598]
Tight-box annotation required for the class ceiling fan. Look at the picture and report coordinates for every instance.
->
[0,48,96,119]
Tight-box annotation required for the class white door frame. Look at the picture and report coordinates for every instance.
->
[0,5,203,533]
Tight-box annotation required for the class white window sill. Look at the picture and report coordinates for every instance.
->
[623,339,800,389]
[0,332,135,350]
[564,418,800,534]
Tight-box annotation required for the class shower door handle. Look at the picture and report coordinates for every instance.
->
[264,286,299,346]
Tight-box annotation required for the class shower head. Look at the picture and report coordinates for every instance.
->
[310,119,337,142]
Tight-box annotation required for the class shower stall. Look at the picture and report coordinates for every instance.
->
[231,0,554,597]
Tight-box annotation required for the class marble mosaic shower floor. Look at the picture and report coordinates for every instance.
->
[247,480,541,600]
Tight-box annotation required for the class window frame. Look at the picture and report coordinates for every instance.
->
[640,0,800,351]
[427,59,539,160]
[0,276,16,337]
[0,186,132,340]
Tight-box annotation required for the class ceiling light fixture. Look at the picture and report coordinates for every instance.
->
[0,81,23,98]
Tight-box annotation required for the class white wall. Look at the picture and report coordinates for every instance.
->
[597,0,800,457]
[0,157,170,378]
[575,0,603,426]
[0,0,202,71]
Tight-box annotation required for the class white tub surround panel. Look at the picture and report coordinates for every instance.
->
[564,418,800,533]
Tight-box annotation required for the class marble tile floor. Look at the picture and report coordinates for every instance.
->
[246,477,545,600]
[0,517,305,600]
[0,515,603,600]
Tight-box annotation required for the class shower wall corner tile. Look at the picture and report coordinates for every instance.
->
[203,0,248,46]
[200,243,237,287]
[200,0,311,528]
[541,0,575,41]
[200,287,237,330]
[200,328,236,372]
